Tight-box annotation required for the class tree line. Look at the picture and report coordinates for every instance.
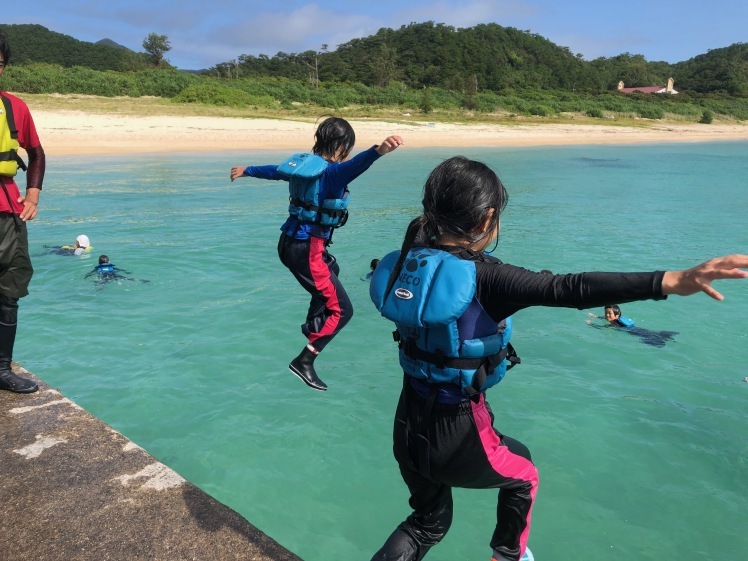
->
[0,21,746,123]
[212,21,748,97]
[2,24,172,71]
[4,21,748,97]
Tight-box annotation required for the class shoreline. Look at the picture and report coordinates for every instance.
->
[32,109,748,156]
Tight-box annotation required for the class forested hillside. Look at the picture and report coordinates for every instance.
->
[3,21,747,96]
[1,21,746,123]
[673,43,748,96]
[221,22,746,96]
[2,24,148,71]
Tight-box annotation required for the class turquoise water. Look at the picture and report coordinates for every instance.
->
[20,141,748,561]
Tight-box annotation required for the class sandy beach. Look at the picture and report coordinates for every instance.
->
[32,109,748,155]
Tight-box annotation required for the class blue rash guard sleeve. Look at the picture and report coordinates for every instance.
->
[243,164,283,180]
[321,146,382,199]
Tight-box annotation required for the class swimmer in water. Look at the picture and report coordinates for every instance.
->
[44,234,92,256]
[84,255,149,286]
[363,258,380,281]
[587,305,678,347]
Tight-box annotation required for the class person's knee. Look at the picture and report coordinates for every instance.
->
[342,303,354,324]
[0,295,19,325]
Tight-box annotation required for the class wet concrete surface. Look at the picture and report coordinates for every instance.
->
[0,364,303,561]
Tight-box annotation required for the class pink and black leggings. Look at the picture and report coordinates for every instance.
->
[277,233,353,353]
[370,379,539,561]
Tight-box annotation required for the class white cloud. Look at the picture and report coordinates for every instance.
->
[210,4,375,59]
[395,0,537,28]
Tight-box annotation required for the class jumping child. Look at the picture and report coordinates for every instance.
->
[369,156,748,561]
[230,117,403,391]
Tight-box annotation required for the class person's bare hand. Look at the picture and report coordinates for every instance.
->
[376,136,405,156]
[662,254,748,300]
[17,194,38,221]
[230,166,246,182]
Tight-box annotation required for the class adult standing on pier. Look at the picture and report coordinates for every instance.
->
[0,29,46,393]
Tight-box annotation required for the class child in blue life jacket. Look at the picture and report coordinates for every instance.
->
[587,304,678,347]
[84,255,149,286]
[230,117,403,392]
[604,304,634,327]
[368,156,748,561]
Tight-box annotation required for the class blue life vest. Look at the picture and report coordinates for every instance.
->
[278,153,349,228]
[370,247,519,401]
[97,263,115,275]
[616,316,635,328]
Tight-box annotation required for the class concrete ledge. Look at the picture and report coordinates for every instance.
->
[0,364,302,561]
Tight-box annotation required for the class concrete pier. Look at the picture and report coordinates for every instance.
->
[0,364,303,561]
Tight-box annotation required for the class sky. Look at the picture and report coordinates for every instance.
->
[6,0,747,70]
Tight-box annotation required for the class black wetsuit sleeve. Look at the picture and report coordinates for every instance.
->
[26,145,45,190]
[475,261,666,322]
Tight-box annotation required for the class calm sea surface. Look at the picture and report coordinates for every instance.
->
[20,141,748,561]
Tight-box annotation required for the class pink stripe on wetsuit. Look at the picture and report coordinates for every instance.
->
[471,396,539,558]
[306,236,342,346]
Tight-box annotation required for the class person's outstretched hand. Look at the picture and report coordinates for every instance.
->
[230,166,245,182]
[662,254,748,300]
[376,135,405,156]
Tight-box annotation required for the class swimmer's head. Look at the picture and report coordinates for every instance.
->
[313,117,355,163]
[370,259,380,271]
[604,305,622,322]
[98,255,109,265]
[76,235,90,248]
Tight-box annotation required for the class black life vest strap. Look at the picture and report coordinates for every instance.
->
[290,198,347,219]
[395,331,510,403]
[289,198,349,231]
[1,94,18,140]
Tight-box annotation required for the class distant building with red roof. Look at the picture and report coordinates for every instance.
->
[617,77,678,94]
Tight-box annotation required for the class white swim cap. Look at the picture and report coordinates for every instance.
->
[76,235,90,247]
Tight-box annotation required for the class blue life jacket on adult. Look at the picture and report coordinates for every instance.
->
[370,247,519,402]
[277,153,349,228]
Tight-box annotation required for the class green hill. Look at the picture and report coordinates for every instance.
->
[673,43,748,96]
[220,21,747,96]
[95,38,132,51]
[1,24,145,71]
[2,21,746,98]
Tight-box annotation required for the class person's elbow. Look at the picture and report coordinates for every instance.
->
[27,144,45,164]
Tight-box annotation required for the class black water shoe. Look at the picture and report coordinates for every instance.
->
[289,347,327,391]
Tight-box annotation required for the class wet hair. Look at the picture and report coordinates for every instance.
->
[98,255,110,264]
[605,304,621,317]
[370,258,380,271]
[312,117,355,161]
[0,30,11,65]
[385,156,509,295]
